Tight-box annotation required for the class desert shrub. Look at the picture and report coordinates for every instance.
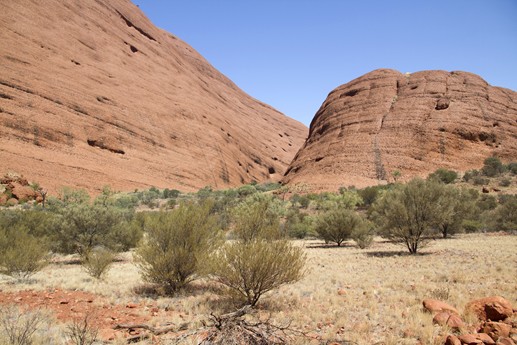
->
[499,178,511,187]
[52,204,138,255]
[476,194,498,211]
[81,247,114,280]
[435,186,476,238]
[357,185,386,208]
[472,176,489,186]
[254,182,281,192]
[64,315,98,345]
[314,208,365,246]
[462,219,483,233]
[283,209,312,239]
[371,178,450,254]
[162,188,180,199]
[236,184,257,197]
[428,168,458,184]
[482,156,505,177]
[0,210,56,240]
[0,225,49,279]
[507,162,517,175]
[134,201,221,293]
[209,240,305,307]
[0,306,54,345]
[351,223,375,249]
[463,169,479,182]
[231,195,285,241]
[491,195,517,232]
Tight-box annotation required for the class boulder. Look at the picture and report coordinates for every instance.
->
[434,312,464,330]
[458,333,495,344]
[496,337,516,345]
[483,322,512,341]
[466,297,514,322]
[445,335,462,345]
[11,183,37,202]
[423,299,459,315]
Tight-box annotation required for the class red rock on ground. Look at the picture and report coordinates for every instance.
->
[433,311,464,330]
[423,299,459,315]
[466,296,514,322]
[0,0,307,195]
[445,334,462,345]
[283,69,517,191]
[483,322,512,341]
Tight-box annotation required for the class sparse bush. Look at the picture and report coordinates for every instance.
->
[499,178,511,187]
[462,219,483,233]
[134,201,221,293]
[81,247,114,280]
[314,208,366,246]
[428,168,458,184]
[472,176,489,186]
[0,305,52,345]
[463,169,479,182]
[65,315,98,345]
[371,178,450,254]
[507,162,517,175]
[482,156,505,177]
[351,223,374,249]
[209,196,305,306]
[209,239,305,307]
[0,225,49,280]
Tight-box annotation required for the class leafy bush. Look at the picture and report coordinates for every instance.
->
[209,196,305,306]
[472,176,489,186]
[314,208,366,246]
[351,224,374,249]
[52,204,137,255]
[476,194,498,211]
[134,202,221,293]
[498,178,511,187]
[462,219,483,233]
[428,168,458,184]
[0,225,49,279]
[507,162,517,175]
[209,239,305,307]
[371,178,451,254]
[482,156,505,177]
[162,188,181,199]
[283,209,312,239]
[463,169,479,182]
[491,195,517,232]
[81,248,114,280]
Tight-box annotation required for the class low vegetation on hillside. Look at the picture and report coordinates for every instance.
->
[0,156,516,344]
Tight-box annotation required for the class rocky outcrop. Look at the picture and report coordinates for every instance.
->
[283,69,517,190]
[0,0,307,194]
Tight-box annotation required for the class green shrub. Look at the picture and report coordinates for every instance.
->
[351,223,374,249]
[472,176,489,186]
[476,194,498,211]
[209,239,305,307]
[492,196,517,232]
[507,162,517,175]
[463,169,479,182]
[482,156,505,177]
[498,178,511,187]
[81,248,114,280]
[428,168,458,184]
[52,204,139,255]
[314,208,366,246]
[462,220,483,233]
[134,202,221,293]
[162,188,181,199]
[0,226,49,279]
[371,178,451,254]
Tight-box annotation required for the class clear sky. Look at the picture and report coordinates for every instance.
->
[132,1,517,127]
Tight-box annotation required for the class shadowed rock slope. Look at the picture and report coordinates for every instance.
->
[283,69,517,190]
[0,0,307,194]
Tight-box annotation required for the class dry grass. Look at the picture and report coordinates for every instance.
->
[0,234,515,344]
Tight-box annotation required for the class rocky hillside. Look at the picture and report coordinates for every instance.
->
[283,69,517,190]
[0,0,307,194]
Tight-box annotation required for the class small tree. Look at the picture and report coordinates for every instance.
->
[81,247,115,280]
[371,178,448,254]
[314,209,365,246]
[435,186,475,238]
[134,201,221,293]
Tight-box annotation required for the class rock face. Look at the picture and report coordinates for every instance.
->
[283,69,517,190]
[0,0,307,194]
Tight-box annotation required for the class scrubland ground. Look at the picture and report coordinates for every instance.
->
[0,233,516,345]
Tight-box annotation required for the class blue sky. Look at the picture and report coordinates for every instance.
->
[133,1,517,127]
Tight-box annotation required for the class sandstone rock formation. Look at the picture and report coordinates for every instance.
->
[283,69,517,190]
[0,0,307,194]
